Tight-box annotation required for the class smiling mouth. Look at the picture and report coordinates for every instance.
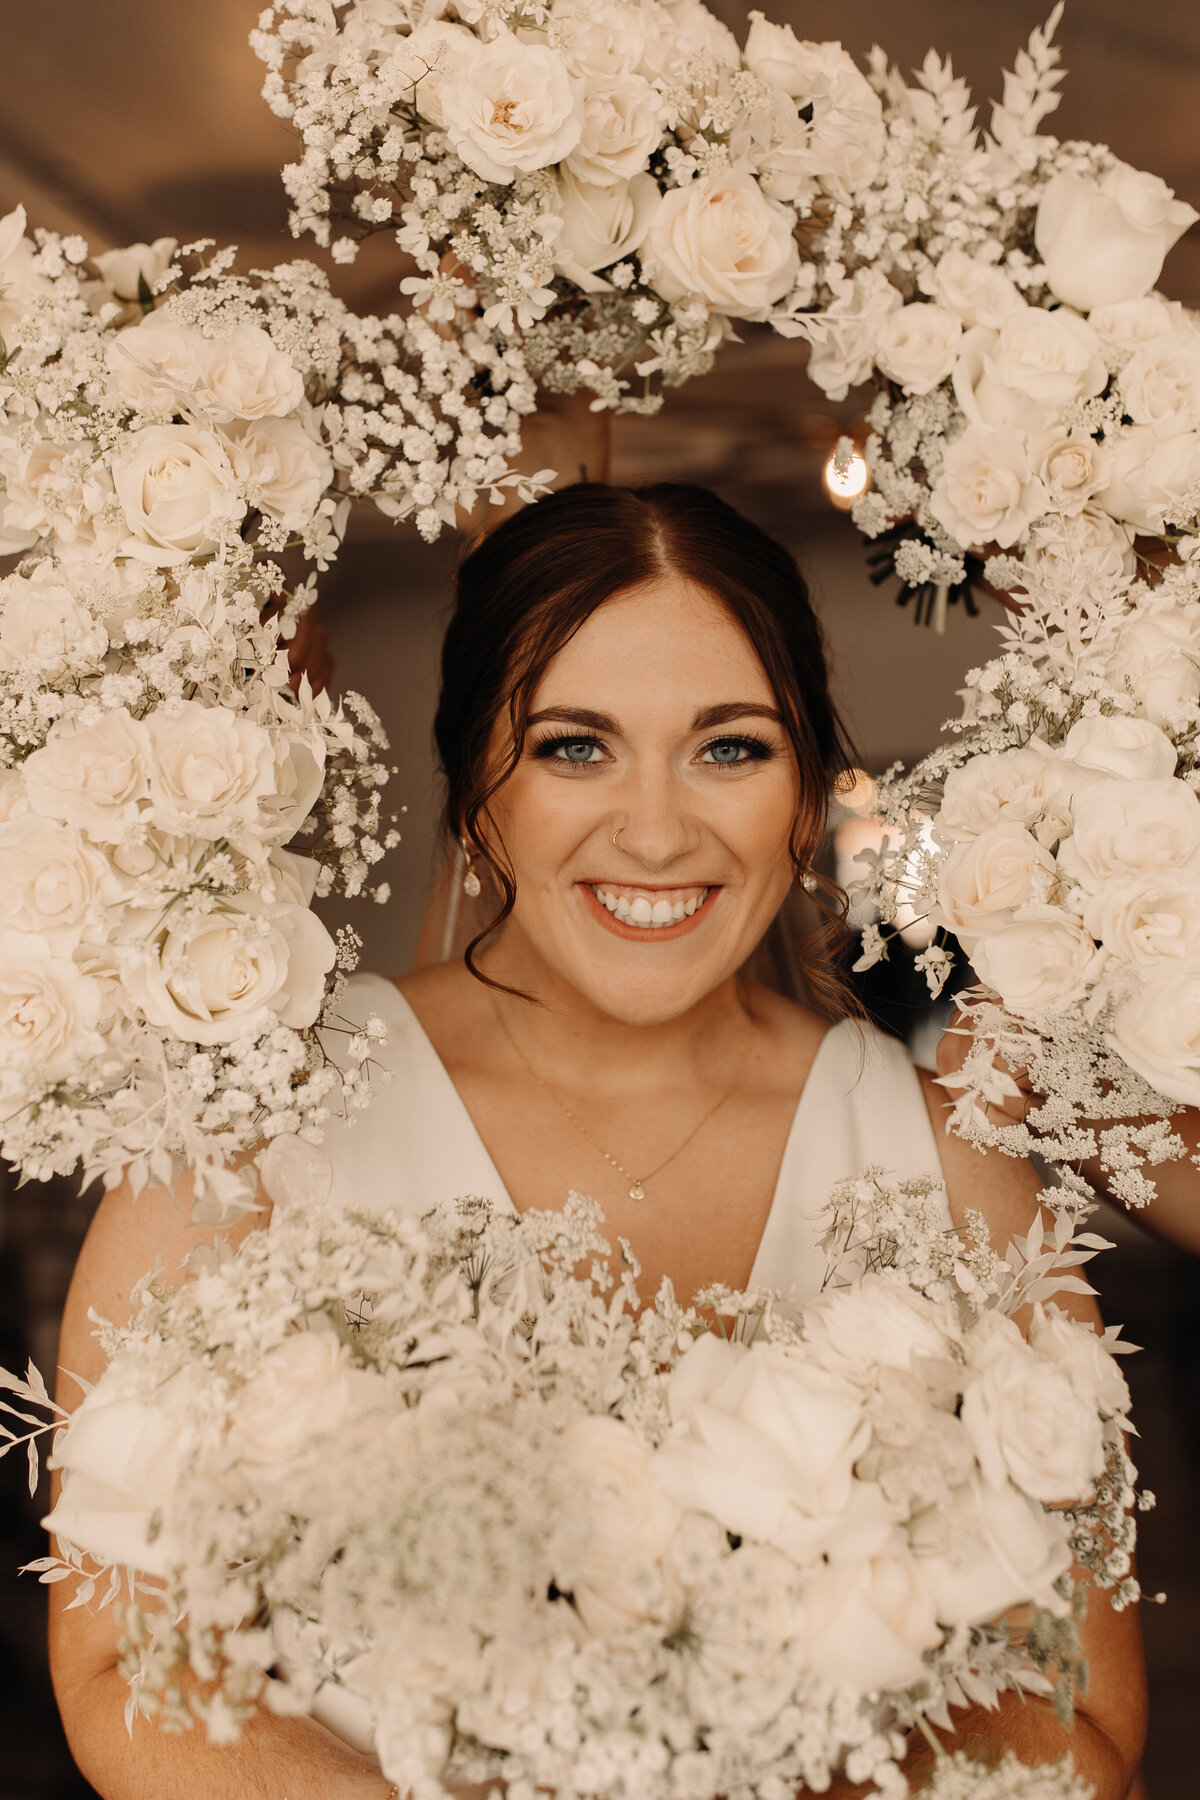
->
[586,883,713,931]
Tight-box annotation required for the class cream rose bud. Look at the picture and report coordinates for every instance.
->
[646,172,799,321]
[565,75,661,187]
[800,1272,962,1383]
[1029,1304,1131,1420]
[113,422,240,565]
[1061,715,1177,783]
[920,249,1023,331]
[910,1475,1073,1626]
[969,911,1102,1019]
[872,301,961,396]
[1031,427,1110,514]
[1088,294,1179,354]
[962,1311,1106,1503]
[1119,330,1200,427]
[125,897,337,1045]
[552,170,661,289]
[928,422,1048,551]
[144,701,277,838]
[23,707,150,842]
[1036,163,1199,313]
[934,823,1057,938]
[801,267,901,402]
[229,1334,366,1483]
[1110,967,1200,1106]
[194,323,305,424]
[228,416,333,528]
[383,21,474,127]
[104,314,208,413]
[560,1417,680,1638]
[439,37,583,185]
[1085,868,1200,969]
[0,933,104,1087]
[985,306,1108,408]
[92,236,177,302]
[1059,777,1200,889]
[936,746,1072,848]
[0,817,109,952]
[795,1549,941,1695]
[0,565,107,675]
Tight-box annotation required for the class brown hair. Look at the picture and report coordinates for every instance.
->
[433,482,860,1015]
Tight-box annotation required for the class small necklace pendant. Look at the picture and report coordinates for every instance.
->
[628,1180,646,1202]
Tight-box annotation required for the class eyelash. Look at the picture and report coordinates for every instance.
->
[528,731,777,768]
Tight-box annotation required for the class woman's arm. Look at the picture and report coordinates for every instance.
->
[917,1072,1148,1800]
[47,1169,395,1800]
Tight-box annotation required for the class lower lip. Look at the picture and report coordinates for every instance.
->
[578,884,720,943]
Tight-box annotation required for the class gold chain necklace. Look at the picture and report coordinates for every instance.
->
[493,1001,743,1202]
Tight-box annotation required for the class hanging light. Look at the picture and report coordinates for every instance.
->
[822,437,869,510]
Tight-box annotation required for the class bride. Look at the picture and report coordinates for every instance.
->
[47,482,1145,1798]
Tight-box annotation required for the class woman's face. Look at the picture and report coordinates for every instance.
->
[484,575,803,1024]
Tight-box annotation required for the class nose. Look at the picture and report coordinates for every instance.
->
[611,764,700,872]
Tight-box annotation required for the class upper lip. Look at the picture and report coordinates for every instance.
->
[581,881,718,890]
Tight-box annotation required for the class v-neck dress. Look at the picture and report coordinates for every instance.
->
[318,973,946,1300]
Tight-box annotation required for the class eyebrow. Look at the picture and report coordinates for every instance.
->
[525,703,783,734]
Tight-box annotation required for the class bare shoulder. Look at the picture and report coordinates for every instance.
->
[393,960,497,1069]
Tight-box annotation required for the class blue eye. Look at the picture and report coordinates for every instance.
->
[531,734,606,765]
[700,736,771,766]
[559,739,601,763]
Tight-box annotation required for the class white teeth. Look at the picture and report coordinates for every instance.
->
[590,886,709,928]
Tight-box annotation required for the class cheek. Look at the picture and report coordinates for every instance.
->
[485,769,598,871]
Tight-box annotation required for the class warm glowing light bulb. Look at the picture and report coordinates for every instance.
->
[822,446,869,509]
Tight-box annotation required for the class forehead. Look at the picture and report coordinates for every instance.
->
[531,575,775,713]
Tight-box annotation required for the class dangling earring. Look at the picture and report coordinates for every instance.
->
[801,869,818,894]
[461,840,482,898]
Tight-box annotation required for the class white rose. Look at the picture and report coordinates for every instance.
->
[125,896,336,1045]
[1107,595,1200,724]
[743,11,813,96]
[0,817,108,952]
[113,422,240,565]
[1058,777,1200,888]
[920,249,1024,331]
[144,701,277,838]
[935,746,1072,848]
[229,1333,363,1480]
[985,306,1107,408]
[961,1311,1106,1502]
[0,564,107,675]
[872,301,962,396]
[645,171,799,321]
[910,1475,1073,1626]
[552,170,661,289]
[0,437,122,557]
[0,205,54,342]
[934,823,1057,938]
[1110,968,1200,1106]
[1094,423,1183,534]
[1036,163,1199,312]
[1029,1305,1131,1421]
[795,1549,941,1695]
[929,423,1048,551]
[1119,330,1200,427]
[383,21,474,127]
[1031,427,1110,515]
[801,267,900,401]
[23,708,150,842]
[1023,506,1136,587]
[440,37,583,184]
[551,0,646,79]
[651,1334,873,1563]
[44,1359,203,1577]
[104,313,208,414]
[1088,295,1179,354]
[228,416,333,528]
[92,237,177,303]
[0,933,104,1087]
[193,323,305,424]
[269,732,327,843]
[1085,868,1200,969]
[267,848,322,910]
[565,75,661,186]
[560,1416,681,1638]
[970,911,1102,1017]
[952,325,1062,433]
[1061,715,1177,783]
[800,1272,963,1384]
[645,0,739,76]
[785,40,885,205]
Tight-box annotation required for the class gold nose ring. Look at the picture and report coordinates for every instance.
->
[612,824,624,849]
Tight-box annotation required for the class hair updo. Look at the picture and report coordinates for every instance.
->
[433,482,859,1014]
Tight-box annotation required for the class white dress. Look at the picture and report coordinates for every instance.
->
[302,972,950,1754]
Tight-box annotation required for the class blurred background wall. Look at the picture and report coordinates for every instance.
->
[1,3,1199,1795]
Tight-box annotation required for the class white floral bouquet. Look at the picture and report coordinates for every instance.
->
[6,1151,1138,1798]
[0,213,448,1208]
[249,0,862,420]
